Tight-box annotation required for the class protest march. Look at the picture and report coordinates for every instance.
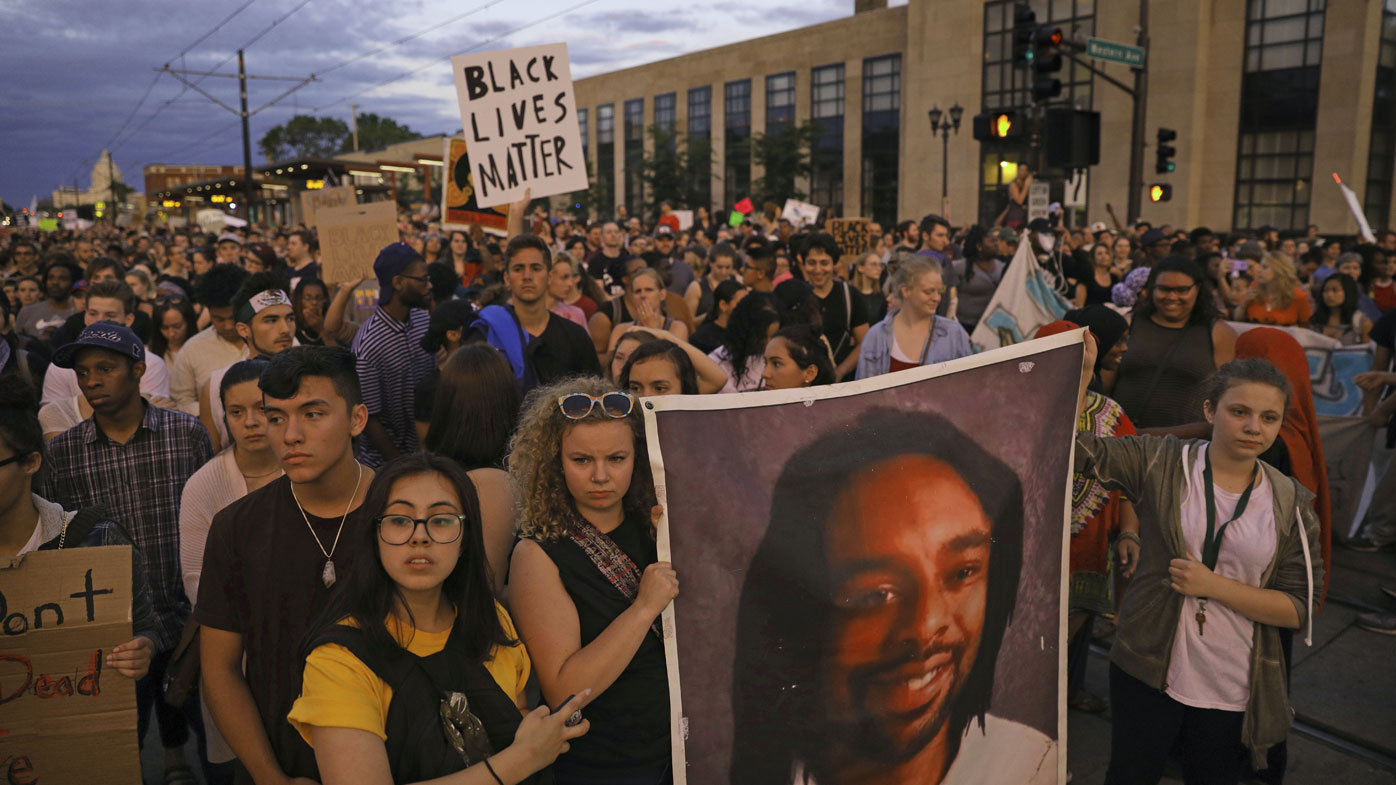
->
[4,5,1396,785]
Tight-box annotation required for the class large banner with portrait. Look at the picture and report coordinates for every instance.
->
[642,331,1083,785]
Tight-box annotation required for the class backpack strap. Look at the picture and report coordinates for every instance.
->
[57,506,110,549]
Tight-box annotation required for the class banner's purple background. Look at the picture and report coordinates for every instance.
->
[651,343,1081,784]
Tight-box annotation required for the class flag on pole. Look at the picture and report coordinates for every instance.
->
[1332,173,1376,244]
[970,235,1073,353]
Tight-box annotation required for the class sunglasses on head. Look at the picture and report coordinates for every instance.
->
[557,391,636,420]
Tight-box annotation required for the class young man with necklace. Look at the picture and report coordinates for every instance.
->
[198,346,374,785]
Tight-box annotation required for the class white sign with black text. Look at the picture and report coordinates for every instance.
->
[451,43,589,208]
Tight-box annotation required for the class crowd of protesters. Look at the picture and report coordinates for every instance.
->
[1,191,1394,785]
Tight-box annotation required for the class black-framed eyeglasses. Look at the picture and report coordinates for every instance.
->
[557,391,635,420]
[397,273,430,283]
[1154,284,1197,296]
[375,514,465,545]
[0,451,33,469]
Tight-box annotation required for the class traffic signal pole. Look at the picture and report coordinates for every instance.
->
[1126,0,1149,223]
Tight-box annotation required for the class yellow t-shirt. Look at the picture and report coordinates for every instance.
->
[288,603,530,746]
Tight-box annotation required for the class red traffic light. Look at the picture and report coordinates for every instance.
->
[1035,27,1064,48]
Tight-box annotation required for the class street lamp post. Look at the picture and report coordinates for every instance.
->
[928,104,964,200]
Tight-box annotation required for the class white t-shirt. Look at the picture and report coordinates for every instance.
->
[41,350,170,405]
[1165,445,1277,711]
[790,714,1056,785]
[709,346,764,393]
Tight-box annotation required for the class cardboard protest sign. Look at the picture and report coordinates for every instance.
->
[971,236,1072,352]
[299,185,357,228]
[316,201,399,283]
[829,217,873,257]
[644,332,1080,785]
[781,198,820,228]
[442,137,510,234]
[451,43,588,208]
[0,546,138,783]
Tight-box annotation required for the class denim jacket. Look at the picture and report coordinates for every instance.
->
[855,312,972,380]
[1074,433,1321,768]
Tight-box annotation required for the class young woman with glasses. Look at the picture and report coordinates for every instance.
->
[506,379,677,784]
[1111,256,1238,430]
[290,453,587,785]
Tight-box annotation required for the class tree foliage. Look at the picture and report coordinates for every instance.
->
[346,113,418,153]
[751,119,823,208]
[633,126,715,216]
[258,114,350,162]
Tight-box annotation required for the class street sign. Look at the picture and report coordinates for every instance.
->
[1064,171,1088,208]
[1086,37,1146,68]
[1028,181,1050,222]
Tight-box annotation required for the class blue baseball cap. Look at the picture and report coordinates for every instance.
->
[52,322,146,369]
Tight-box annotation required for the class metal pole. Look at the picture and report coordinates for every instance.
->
[351,103,360,152]
[238,49,255,226]
[107,153,116,222]
[1126,0,1149,223]
[941,131,950,200]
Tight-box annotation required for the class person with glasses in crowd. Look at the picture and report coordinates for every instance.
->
[1111,257,1238,429]
[507,380,677,784]
[289,453,587,785]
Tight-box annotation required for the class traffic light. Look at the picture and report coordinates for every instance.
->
[1156,128,1177,174]
[1149,183,1173,202]
[1012,4,1037,67]
[972,110,1025,142]
[1032,25,1065,101]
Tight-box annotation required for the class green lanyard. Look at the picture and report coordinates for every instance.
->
[1201,450,1259,571]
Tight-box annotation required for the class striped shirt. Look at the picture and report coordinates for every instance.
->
[351,306,433,467]
[36,403,214,650]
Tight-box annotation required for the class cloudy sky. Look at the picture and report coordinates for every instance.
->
[1,0,905,206]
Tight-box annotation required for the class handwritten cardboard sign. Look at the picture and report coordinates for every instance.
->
[299,185,357,228]
[0,546,137,784]
[442,137,509,234]
[316,201,400,283]
[829,217,872,256]
[451,43,588,208]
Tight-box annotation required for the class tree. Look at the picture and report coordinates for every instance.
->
[346,113,418,153]
[751,119,823,208]
[682,136,714,214]
[640,125,686,218]
[259,114,349,162]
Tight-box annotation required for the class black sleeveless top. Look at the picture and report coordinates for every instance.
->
[306,623,547,784]
[537,512,671,772]
[1112,317,1216,429]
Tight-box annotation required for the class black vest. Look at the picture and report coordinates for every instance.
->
[307,624,549,784]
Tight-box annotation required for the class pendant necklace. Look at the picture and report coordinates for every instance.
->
[290,461,364,588]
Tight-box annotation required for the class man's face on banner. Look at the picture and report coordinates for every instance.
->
[822,454,992,762]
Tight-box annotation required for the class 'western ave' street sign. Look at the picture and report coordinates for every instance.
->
[1086,37,1146,68]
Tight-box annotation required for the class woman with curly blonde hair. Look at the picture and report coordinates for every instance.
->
[505,377,677,784]
[1236,253,1313,327]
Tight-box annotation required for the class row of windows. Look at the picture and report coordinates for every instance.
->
[1365,0,1396,228]
[576,56,897,221]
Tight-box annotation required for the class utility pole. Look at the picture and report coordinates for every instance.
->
[1125,0,1149,224]
[350,103,360,152]
[238,49,255,225]
[107,153,116,222]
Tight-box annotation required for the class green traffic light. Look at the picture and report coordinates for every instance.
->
[1167,162,1176,172]
[1026,49,1035,63]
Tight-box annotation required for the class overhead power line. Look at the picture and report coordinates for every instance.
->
[171,0,260,60]
[312,0,606,111]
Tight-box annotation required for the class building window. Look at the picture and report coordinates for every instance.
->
[861,55,900,226]
[655,92,676,132]
[766,72,795,131]
[578,108,589,159]
[689,87,713,210]
[1364,0,1396,229]
[625,98,645,217]
[811,63,845,217]
[596,103,615,217]
[725,79,752,209]
[1234,0,1326,231]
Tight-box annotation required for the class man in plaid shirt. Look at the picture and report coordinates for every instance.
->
[37,322,213,773]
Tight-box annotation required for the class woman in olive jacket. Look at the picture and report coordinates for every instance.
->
[1072,333,1322,785]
